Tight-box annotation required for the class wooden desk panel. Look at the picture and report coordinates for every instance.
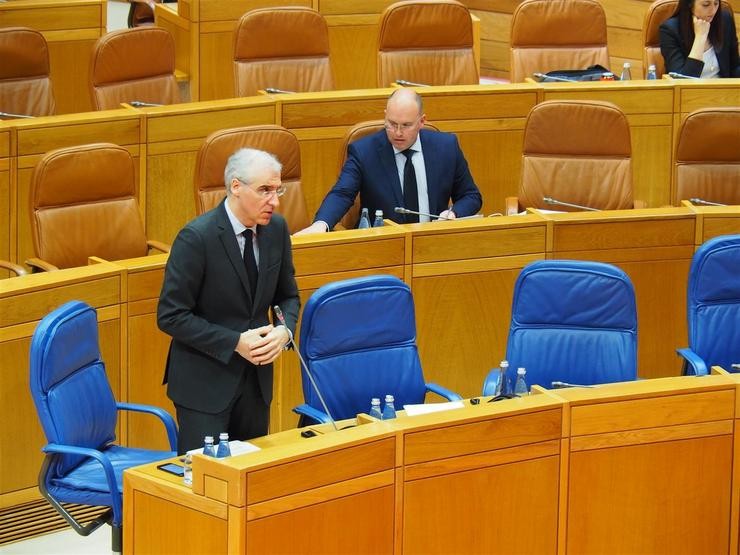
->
[0,130,9,277]
[0,0,106,115]
[689,205,740,244]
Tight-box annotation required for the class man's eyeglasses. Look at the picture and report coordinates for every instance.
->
[384,117,421,133]
[238,179,287,198]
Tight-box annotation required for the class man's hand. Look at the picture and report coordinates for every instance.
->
[438,209,457,221]
[293,221,329,236]
[240,325,291,366]
[235,325,273,364]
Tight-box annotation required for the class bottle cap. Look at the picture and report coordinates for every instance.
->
[371,397,380,404]
[219,432,229,440]
[385,394,394,402]
[517,367,526,375]
[648,64,656,70]
[205,435,213,442]
[500,360,509,368]
[623,62,631,67]
[375,210,383,216]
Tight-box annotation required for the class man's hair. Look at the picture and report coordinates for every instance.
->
[224,148,282,195]
[387,88,424,115]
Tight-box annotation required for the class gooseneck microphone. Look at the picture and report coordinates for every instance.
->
[0,111,34,119]
[551,381,596,389]
[533,73,577,83]
[395,79,430,87]
[273,305,338,431]
[543,197,600,212]
[394,207,450,220]
[129,100,163,107]
[690,198,727,207]
[264,87,296,94]
[668,72,700,80]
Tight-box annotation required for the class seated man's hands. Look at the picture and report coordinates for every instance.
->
[293,221,329,236]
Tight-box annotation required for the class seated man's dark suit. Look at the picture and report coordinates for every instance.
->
[314,128,482,229]
[660,9,740,77]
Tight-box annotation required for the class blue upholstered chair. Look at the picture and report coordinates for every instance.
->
[30,301,177,552]
[483,260,638,394]
[678,234,740,375]
[293,275,462,424]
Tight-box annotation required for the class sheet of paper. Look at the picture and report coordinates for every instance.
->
[403,401,466,416]
[187,440,260,456]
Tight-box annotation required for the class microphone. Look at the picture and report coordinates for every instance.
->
[690,197,727,206]
[395,79,430,87]
[129,100,163,107]
[543,196,600,212]
[394,206,450,220]
[551,381,596,389]
[533,72,578,83]
[273,305,338,431]
[0,111,34,119]
[264,87,296,94]
[668,72,699,80]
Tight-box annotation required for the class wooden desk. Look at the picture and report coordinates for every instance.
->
[0,0,107,115]
[0,128,9,277]
[685,202,740,245]
[124,373,738,554]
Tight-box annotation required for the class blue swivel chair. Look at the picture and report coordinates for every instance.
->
[483,260,638,394]
[29,301,177,552]
[293,275,462,424]
[678,234,740,375]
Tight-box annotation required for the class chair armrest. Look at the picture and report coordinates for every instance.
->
[117,402,178,451]
[481,368,502,396]
[633,199,647,209]
[425,382,463,401]
[505,197,519,216]
[677,347,708,376]
[25,257,59,272]
[292,403,331,424]
[146,240,171,253]
[0,260,27,276]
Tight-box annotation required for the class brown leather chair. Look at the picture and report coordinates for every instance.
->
[28,143,169,271]
[0,27,55,118]
[510,0,610,83]
[233,7,334,97]
[643,0,677,78]
[194,125,310,234]
[674,107,740,206]
[337,120,440,229]
[377,0,478,87]
[90,27,180,110]
[507,100,641,214]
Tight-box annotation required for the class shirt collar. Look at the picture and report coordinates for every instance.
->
[224,198,257,237]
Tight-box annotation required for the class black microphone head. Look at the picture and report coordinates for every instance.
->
[273,305,286,325]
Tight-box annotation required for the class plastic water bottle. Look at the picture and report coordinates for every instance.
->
[646,64,657,80]
[203,435,216,457]
[216,432,231,458]
[382,394,396,419]
[358,208,371,229]
[369,397,383,419]
[620,62,632,81]
[182,454,192,486]
[514,367,529,397]
[495,360,510,396]
[373,209,384,227]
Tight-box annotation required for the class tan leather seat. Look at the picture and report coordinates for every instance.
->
[337,120,440,229]
[233,7,334,97]
[0,27,55,118]
[643,0,677,78]
[194,125,310,234]
[377,0,478,87]
[507,100,638,214]
[90,27,180,110]
[28,143,169,271]
[675,107,740,206]
[510,0,610,83]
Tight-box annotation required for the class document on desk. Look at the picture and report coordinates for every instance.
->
[187,440,261,456]
[403,401,465,416]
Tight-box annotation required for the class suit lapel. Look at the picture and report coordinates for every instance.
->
[254,222,275,305]
[376,134,405,208]
[216,202,253,302]
[419,130,439,213]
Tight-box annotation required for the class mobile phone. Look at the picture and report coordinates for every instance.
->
[157,462,185,477]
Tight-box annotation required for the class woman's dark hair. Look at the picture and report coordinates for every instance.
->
[671,0,725,52]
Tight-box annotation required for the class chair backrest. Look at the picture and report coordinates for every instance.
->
[377,0,478,87]
[686,234,740,371]
[519,100,634,211]
[90,27,180,110]
[298,275,427,420]
[506,260,638,388]
[0,27,55,117]
[336,120,441,229]
[30,143,149,268]
[643,0,677,78]
[233,7,334,97]
[194,125,310,233]
[510,0,610,82]
[674,107,740,205]
[30,301,118,476]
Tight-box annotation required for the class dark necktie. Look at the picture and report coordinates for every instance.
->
[242,229,258,299]
[401,148,419,223]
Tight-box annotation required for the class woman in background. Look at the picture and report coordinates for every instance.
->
[660,0,740,77]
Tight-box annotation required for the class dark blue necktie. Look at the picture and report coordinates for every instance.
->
[401,149,419,223]
[242,229,258,298]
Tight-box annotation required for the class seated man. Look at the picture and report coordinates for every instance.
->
[296,88,482,233]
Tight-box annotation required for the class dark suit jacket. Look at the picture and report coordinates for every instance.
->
[157,201,300,413]
[660,9,740,77]
[314,128,482,229]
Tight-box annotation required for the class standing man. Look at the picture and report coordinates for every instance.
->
[158,148,300,454]
[296,88,482,234]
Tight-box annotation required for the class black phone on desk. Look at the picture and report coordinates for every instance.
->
[157,462,184,477]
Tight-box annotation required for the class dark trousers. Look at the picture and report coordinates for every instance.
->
[174,368,269,454]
